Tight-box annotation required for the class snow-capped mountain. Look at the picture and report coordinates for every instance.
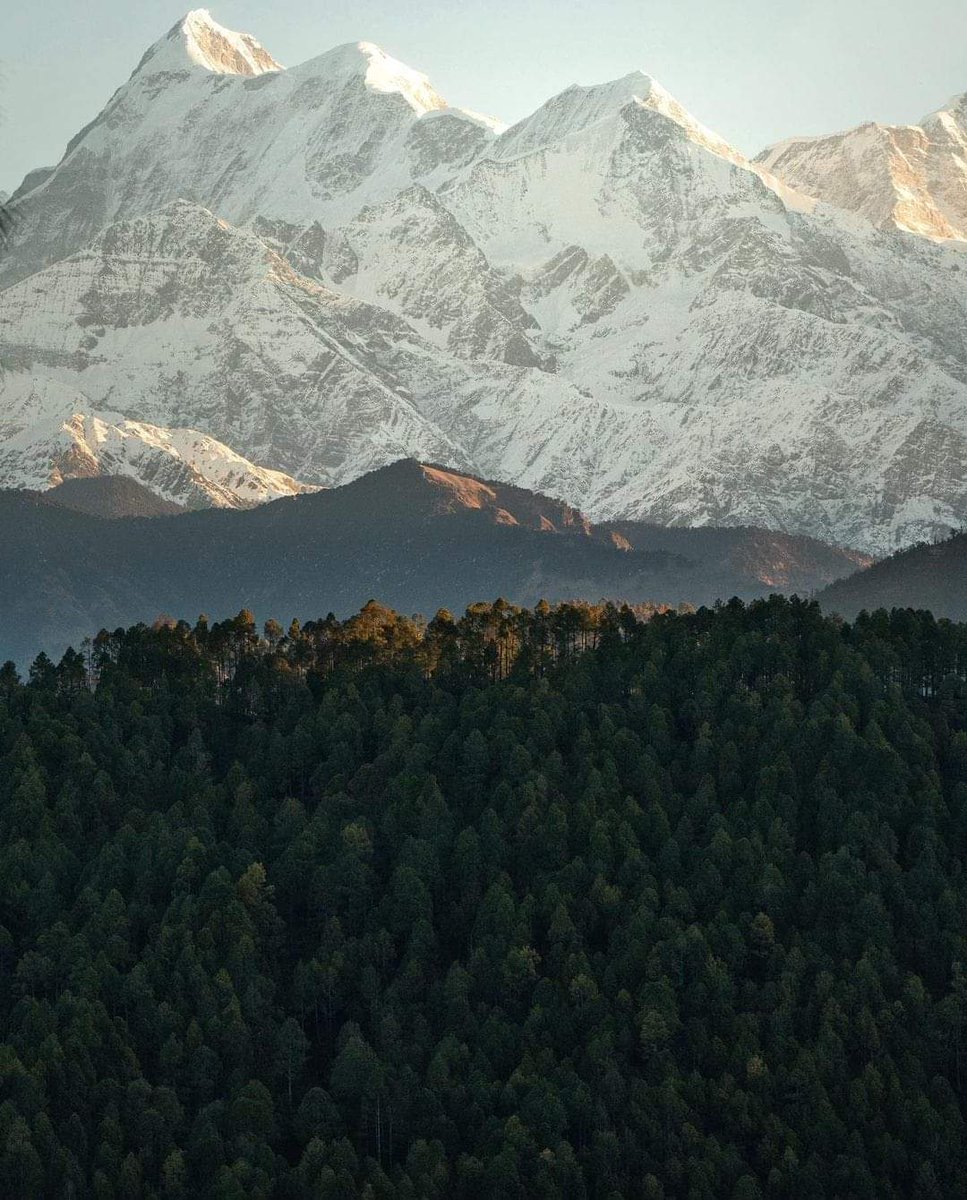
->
[3,9,967,553]
[0,10,502,288]
[756,95,967,242]
[0,199,512,483]
[0,376,314,509]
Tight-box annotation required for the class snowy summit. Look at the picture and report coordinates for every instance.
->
[2,10,967,551]
[139,8,283,76]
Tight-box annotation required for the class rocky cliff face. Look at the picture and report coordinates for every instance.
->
[3,9,967,552]
[756,95,967,243]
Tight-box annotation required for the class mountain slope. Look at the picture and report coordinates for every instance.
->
[0,201,487,485]
[600,520,871,596]
[756,95,967,242]
[0,375,315,508]
[4,11,967,553]
[0,459,864,664]
[819,530,967,621]
[0,10,499,287]
[44,475,184,518]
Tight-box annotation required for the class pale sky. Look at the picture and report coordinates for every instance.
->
[3,0,966,196]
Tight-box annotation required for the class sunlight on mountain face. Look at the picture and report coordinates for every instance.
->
[154,8,283,76]
[1,8,966,558]
[756,96,967,242]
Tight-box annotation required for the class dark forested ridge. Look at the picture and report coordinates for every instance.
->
[0,460,867,664]
[42,476,186,520]
[820,529,967,622]
[2,596,967,1198]
[599,519,870,594]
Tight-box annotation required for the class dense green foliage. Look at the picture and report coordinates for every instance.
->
[1,596,967,1198]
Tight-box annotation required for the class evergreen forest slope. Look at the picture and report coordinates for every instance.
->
[1,596,966,1198]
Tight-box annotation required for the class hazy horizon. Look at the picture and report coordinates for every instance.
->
[2,0,966,197]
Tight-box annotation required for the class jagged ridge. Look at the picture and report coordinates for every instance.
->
[3,11,967,555]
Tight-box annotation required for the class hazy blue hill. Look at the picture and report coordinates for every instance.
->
[820,530,967,620]
[44,475,185,519]
[0,460,865,664]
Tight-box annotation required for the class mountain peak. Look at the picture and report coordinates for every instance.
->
[490,68,747,170]
[290,40,448,115]
[492,72,659,158]
[921,90,967,127]
[332,459,592,534]
[139,8,282,78]
[759,93,967,241]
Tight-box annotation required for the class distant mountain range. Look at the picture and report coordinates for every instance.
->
[0,378,316,508]
[2,10,967,553]
[0,462,868,664]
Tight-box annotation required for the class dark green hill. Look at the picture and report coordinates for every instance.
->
[45,475,185,518]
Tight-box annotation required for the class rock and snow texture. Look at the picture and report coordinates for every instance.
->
[0,200,490,488]
[756,95,967,242]
[0,377,315,510]
[0,10,499,285]
[142,7,283,77]
[2,9,967,551]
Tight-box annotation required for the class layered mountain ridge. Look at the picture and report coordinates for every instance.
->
[3,10,967,552]
[0,459,869,665]
[0,373,316,509]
